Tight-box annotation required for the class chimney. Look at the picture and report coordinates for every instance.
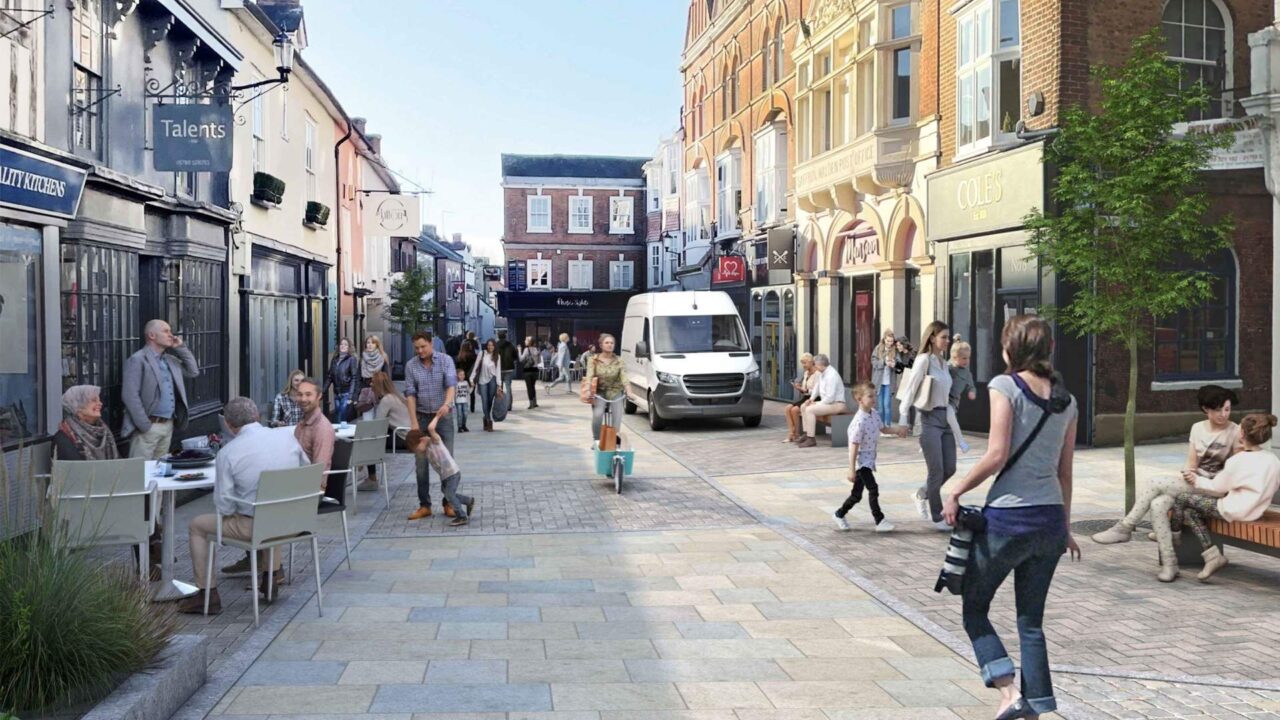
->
[453,233,463,245]
[367,133,382,156]
[351,117,367,137]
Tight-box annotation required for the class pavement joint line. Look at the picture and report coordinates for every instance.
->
[363,521,764,540]
[169,471,397,720]
[1053,664,1280,693]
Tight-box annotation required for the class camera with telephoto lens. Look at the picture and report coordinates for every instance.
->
[934,507,987,596]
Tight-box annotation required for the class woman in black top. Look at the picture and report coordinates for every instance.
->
[324,338,358,422]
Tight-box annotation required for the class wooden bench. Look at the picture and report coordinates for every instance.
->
[813,387,856,448]
[1172,496,1280,566]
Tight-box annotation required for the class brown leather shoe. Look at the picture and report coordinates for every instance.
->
[178,588,220,615]
[408,506,433,520]
[443,502,456,518]
[797,436,817,448]
[248,570,287,592]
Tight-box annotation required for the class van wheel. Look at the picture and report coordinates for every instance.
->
[743,415,762,428]
[624,398,637,415]
[648,394,667,431]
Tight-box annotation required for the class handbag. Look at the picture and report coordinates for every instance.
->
[491,390,509,422]
[912,374,935,411]
[355,386,376,415]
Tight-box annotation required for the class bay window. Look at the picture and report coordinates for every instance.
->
[569,196,593,233]
[956,0,1021,154]
[683,168,711,245]
[715,149,742,236]
[754,123,787,226]
[646,170,661,212]
[665,143,680,195]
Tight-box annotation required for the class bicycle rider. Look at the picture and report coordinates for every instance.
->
[584,333,628,446]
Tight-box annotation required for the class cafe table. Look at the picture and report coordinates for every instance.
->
[145,460,215,602]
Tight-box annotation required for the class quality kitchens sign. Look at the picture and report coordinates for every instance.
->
[0,144,87,219]
[152,104,234,172]
[363,191,421,236]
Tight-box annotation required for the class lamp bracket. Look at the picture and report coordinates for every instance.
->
[0,4,53,40]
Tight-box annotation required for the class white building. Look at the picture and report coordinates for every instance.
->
[643,131,684,289]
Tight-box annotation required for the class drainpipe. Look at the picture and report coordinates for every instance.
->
[334,121,355,337]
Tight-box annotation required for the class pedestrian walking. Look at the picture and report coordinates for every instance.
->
[797,354,846,448]
[583,334,627,444]
[899,321,955,530]
[497,330,519,408]
[948,340,977,453]
[406,422,475,527]
[269,369,305,428]
[546,333,574,393]
[404,331,458,520]
[120,319,201,459]
[454,370,472,432]
[520,336,540,409]
[323,338,358,422]
[470,339,505,432]
[833,383,908,533]
[1170,413,1279,582]
[942,314,1079,720]
[870,330,900,427]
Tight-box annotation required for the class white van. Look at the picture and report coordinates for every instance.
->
[620,291,764,430]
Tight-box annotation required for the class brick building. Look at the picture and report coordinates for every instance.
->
[497,154,648,352]
[923,0,1273,443]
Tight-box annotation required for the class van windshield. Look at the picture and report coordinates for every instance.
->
[653,315,749,354]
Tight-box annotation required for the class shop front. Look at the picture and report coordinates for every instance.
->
[497,290,636,355]
[748,227,798,401]
[927,141,1091,438]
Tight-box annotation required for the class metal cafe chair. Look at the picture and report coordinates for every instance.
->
[200,464,324,626]
[50,458,155,584]
[350,417,392,506]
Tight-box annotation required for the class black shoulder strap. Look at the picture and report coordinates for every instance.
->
[997,405,1053,480]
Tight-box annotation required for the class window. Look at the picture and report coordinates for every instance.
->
[721,63,731,120]
[304,115,317,201]
[609,261,634,290]
[71,0,104,156]
[653,315,750,353]
[526,258,551,289]
[754,123,787,226]
[773,21,785,82]
[251,73,266,172]
[0,224,45,445]
[647,170,661,212]
[762,31,771,91]
[730,59,740,114]
[569,195,593,233]
[609,196,634,234]
[1154,250,1236,380]
[684,167,711,244]
[887,4,916,124]
[665,143,680,195]
[649,243,663,288]
[173,258,225,414]
[956,0,1020,153]
[567,259,594,290]
[527,195,551,233]
[715,150,742,235]
[60,243,141,434]
[1162,0,1230,120]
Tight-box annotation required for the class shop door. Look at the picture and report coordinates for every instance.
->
[763,321,782,398]
[956,252,995,431]
[854,289,875,383]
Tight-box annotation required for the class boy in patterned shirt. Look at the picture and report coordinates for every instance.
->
[834,383,908,532]
[405,419,475,527]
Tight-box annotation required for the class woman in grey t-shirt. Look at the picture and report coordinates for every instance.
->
[942,315,1080,720]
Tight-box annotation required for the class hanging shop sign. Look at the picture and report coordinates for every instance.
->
[712,255,747,286]
[766,226,795,286]
[0,144,87,219]
[152,104,234,172]
[362,192,421,236]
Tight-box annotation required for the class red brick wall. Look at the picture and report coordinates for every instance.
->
[503,246,646,292]
[503,186,647,247]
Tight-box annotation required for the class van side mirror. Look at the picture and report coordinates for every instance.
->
[635,341,649,359]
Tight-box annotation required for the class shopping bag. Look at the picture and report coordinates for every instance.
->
[599,424,618,452]
[492,388,510,422]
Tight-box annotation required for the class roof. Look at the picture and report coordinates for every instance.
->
[501,154,648,180]
[418,233,465,263]
[257,0,304,33]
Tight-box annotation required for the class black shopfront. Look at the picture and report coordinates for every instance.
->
[496,290,635,353]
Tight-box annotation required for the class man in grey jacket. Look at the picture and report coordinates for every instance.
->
[122,319,200,459]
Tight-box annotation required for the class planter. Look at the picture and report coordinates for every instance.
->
[304,201,330,227]
[251,172,285,205]
[79,635,207,720]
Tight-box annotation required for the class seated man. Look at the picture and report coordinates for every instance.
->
[798,354,847,448]
[293,378,334,475]
[179,397,309,614]
[1091,385,1240,582]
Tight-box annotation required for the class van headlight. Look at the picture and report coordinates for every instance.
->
[745,369,761,380]
[656,371,681,385]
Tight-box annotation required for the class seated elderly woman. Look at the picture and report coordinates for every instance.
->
[783,353,818,444]
[54,385,160,578]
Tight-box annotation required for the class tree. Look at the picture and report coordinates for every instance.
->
[1023,30,1233,512]
[385,264,438,342]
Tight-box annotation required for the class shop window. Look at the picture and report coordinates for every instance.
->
[1154,250,1236,380]
[1162,0,1231,121]
[0,225,45,445]
[61,243,141,434]
[174,259,225,415]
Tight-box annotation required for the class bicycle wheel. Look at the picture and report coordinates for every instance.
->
[613,455,624,494]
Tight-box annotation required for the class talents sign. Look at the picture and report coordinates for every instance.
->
[152,104,234,172]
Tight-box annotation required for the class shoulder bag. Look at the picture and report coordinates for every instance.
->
[909,355,937,411]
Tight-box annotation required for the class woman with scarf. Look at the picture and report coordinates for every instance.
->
[55,385,161,578]
[360,335,390,388]
[324,338,358,422]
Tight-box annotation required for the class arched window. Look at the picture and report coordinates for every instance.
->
[1154,249,1236,380]
[1162,0,1231,120]
[762,30,772,92]
[773,21,784,82]
[731,57,740,113]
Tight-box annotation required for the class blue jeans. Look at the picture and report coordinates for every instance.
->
[455,401,468,430]
[878,383,893,426]
[333,391,352,423]
[962,527,1066,715]
[478,378,498,421]
[441,472,472,519]
[501,371,515,406]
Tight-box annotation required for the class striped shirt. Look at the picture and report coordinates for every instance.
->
[404,353,457,417]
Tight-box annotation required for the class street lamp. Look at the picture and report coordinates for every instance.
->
[233,32,294,92]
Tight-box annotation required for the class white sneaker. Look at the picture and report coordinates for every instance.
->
[875,520,895,533]
[833,513,850,532]
[912,490,930,521]
[933,520,953,532]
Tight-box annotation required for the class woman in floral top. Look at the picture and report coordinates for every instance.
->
[584,333,628,444]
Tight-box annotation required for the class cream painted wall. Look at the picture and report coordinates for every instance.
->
[227,11,339,262]
[0,2,42,140]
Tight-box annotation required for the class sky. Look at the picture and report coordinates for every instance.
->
[301,0,689,262]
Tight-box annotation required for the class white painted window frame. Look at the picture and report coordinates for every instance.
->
[527,196,551,233]
[955,0,1021,157]
[568,259,594,290]
[609,196,635,234]
[526,258,552,288]
[609,260,635,290]
[568,195,593,234]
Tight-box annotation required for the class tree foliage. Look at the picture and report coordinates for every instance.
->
[385,264,438,339]
[1023,30,1233,509]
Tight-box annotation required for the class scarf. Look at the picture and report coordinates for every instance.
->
[361,349,384,379]
[61,416,118,461]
